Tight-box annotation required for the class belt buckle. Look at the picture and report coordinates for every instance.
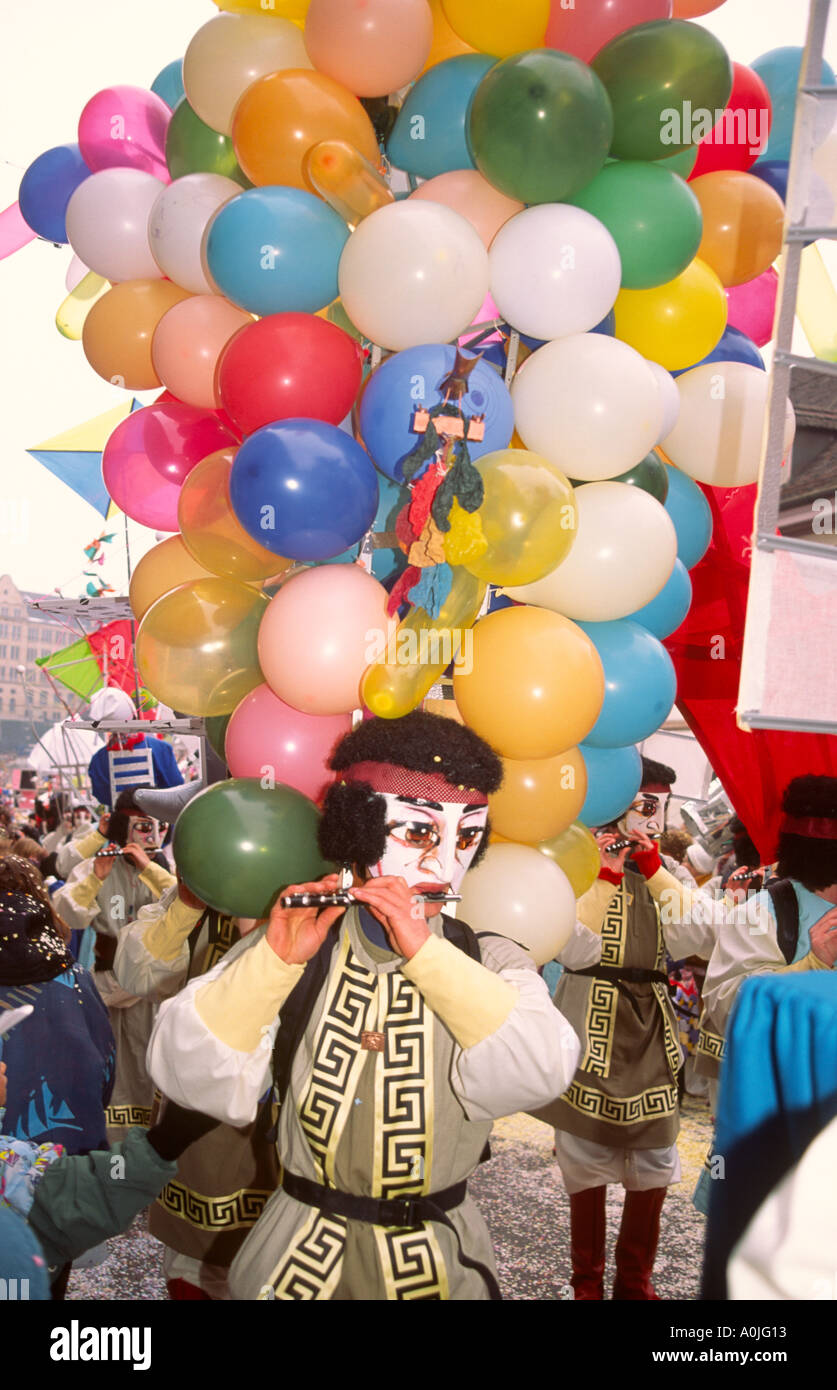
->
[391,1197,418,1228]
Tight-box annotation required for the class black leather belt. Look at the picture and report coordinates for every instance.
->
[281,1169,502,1300]
[566,964,669,986]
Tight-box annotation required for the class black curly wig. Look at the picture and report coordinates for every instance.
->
[641,757,676,789]
[318,711,503,872]
[776,775,837,891]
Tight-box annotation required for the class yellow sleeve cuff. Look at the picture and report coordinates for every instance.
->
[645,865,696,914]
[401,933,518,1050]
[195,935,305,1050]
[137,863,177,899]
[142,896,204,964]
[70,870,102,910]
[576,877,621,936]
[75,830,106,860]
[780,950,832,974]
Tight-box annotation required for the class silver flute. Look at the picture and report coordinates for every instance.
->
[279,889,461,908]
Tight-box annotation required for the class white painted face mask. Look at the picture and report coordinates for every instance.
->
[618,792,670,840]
[369,792,488,895]
[126,816,163,851]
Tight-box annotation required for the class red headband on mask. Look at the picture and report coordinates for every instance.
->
[339,761,488,806]
[779,814,837,841]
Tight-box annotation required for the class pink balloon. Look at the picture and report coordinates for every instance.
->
[78,86,171,181]
[0,201,36,259]
[725,266,778,348]
[545,0,673,63]
[410,170,523,248]
[225,683,350,801]
[102,402,238,531]
[459,290,503,348]
[151,296,253,409]
[258,564,392,715]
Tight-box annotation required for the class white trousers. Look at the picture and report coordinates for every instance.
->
[554,1130,681,1194]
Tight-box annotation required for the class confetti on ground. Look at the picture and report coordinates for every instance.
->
[66,1096,713,1302]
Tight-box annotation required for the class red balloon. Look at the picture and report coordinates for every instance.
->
[690,63,772,178]
[216,312,364,438]
[155,390,242,440]
[545,0,672,65]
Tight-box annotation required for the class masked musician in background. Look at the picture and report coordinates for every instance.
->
[52,790,176,1144]
[536,757,719,1301]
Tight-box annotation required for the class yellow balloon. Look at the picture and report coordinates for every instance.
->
[55,270,109,341]
[303,140,394,227]
[489,748,587,844]
[442,0,549,57]
[458,448,577,587]
[136,578,267,716]
[422,0,477,70]
[613,258,728,372]
[129,536,218,622]
[537,821,601,898]
[178,449,291,584]
[453,605,604,760]
[361,567,485,719]
[212,0,310,25]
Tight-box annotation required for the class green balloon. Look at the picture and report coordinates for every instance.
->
[204,713,231,763]
[612,452,669,503]
[658,145,698,180]
[569,161,702,289]
[591,20,733,162]
[468,50,613,205]
[173,779,332,919]
[165,98,251,186]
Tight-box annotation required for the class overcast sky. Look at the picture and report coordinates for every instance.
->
[0,0,831,596]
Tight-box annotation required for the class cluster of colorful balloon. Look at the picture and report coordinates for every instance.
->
[12,0,818,941]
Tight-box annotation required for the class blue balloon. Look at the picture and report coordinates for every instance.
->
[151,60,185,111]
[628,559,692,640]
[578,744,642,828]
[577,620,677,749]
[663,465,712,570]
[230,419,379,562]
[752,48,836,163]
[205,188,349,316]
[359,344,515,483]
[671,324,765,377]
[387,55,495,178]
[751,159,788,204]
[18,144,90,243]
[319,473,409,583]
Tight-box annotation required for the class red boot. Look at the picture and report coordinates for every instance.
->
[167,1278,212,1300]
[569,1187,607,1300]
[613,1187,667,1300]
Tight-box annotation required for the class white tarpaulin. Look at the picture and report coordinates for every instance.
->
[27,720,104,777]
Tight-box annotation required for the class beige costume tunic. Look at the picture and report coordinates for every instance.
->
[148,908,581,1301]
[115,887,279,1288]
[52,830,175,1142]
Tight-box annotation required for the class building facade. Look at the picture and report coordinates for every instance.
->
[0,573,78,754]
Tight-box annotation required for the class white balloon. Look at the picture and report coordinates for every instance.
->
[646,359,681,444]
[511,334,663,480]
[505,482,677,622]
[663,361,796,487]
[489,204,621,341]
[65,169,165,283]
[183,13,311,136]
[338,201,489,352]
[148,174,242,294]
[65,252,89,292]
[458,843,576,967]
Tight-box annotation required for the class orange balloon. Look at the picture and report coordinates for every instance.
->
[82,279,191,389]
[151,296,253,409]
[232,69,380,190]
[410,170,523,248]
[129,536,218,622]
[422,0,477,70]
[489,747,587,844]
[691,170,785,288]
[178,448,291,584]
[453,606,604,760]
[672,0,727,15]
